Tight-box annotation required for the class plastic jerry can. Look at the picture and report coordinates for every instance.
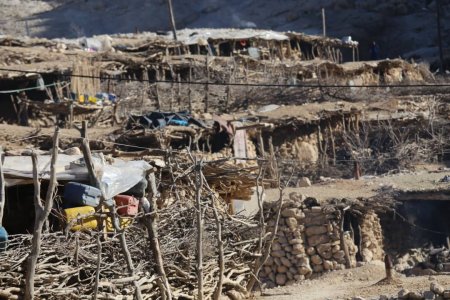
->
[105,217,132,232]
[114,195,139,216]
[64,182,102,208]
[0,226,8,252]
[64,206,97,231]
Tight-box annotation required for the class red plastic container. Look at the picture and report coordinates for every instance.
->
[114,195,139,216]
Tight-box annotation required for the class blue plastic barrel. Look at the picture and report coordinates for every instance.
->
[0,226,8,252]
[63,182,102,208]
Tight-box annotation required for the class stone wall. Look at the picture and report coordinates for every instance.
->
[360,211,384,262]
[260,193,358,287]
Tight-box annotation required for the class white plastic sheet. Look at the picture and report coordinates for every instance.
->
[2,155,151,198]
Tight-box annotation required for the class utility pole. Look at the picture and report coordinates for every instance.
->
[166,0,178,41]
[322,8,326,37]
[436,0,445,73]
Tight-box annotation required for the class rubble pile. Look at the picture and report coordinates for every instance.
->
[395,246,450,276]
[259,192,359,287]
[360,282,450,300]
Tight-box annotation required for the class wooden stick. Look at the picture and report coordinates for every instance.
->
[211,194,224,300]
[81,139,143,299]
[328,122,336,166]
[166,0,178,41]
[92,233,102,300]
[144,173,172,300]
[204,56,209,113]
[339,208,352,269]
[156,68,161,111]
[257,130,265,158]
[188,62,193,112]
[81,120,88,139]
[25,127,59,300]
[69,102,74,129]
[384,254,393,280]
[9,95,19,124]
[0,147,5,226]
[195,159,204,299]
[247,165,283,292]
[177,73,181,107]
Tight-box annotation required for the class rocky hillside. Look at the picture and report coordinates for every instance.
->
[0,0,449,63]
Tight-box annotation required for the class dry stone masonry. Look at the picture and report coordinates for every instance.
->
[259,192,373,287]
[360,211,384,263]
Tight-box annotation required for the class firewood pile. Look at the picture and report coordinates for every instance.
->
[0,229,153,299]
[0,137,264,299]
[0,200,259,300]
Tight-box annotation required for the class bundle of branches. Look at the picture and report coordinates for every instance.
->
[0,227,156,299]
[202,161,259,200]
[157,197,259,299]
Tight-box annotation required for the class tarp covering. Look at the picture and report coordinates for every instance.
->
[3,155,151,199]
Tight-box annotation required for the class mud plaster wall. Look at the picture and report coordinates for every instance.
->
[260,193,385,287]
[278,133,319,163]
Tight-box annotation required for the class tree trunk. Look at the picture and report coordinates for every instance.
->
[24,127,59,300]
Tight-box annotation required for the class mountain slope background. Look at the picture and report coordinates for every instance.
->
[0,0,449,63]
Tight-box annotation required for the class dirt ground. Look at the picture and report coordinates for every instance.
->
[256,261,450,300]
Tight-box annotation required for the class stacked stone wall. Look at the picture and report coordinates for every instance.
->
[260,193,359,287]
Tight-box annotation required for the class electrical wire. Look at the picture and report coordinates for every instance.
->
[1,66,450,89]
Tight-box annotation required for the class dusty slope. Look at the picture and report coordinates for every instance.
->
[0,0,448,62]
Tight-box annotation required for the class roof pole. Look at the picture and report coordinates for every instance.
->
[322,8,326,37]
[166,0,178,41]
[436,0,445,73]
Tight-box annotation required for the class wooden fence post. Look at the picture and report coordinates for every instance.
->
[24,127,60,300]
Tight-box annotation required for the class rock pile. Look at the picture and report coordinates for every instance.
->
[356,282,450,300]
[259,192,359,287]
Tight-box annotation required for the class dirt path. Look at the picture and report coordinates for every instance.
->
[256,261,450,300]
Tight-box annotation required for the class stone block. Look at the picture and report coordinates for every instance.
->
[307,234,330,246]
[275,273,287,285]
[311,254,323,265]
[281,257,292,267]
[281,208,299,218]
[323,260,333,271]
[305,225,328,236]
[313,264,324,273]
[289,238,303,245]
[297,265,312,276]
[306,247,316,255]
[297,177,311,187]
[286,217,298,229]
[398,289,410,299]
[270,250,286,257]
[431,282,445,295]
[272,242,282,251]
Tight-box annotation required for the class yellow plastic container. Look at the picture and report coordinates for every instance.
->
[64,206,97,231]
[105,217,132,232]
